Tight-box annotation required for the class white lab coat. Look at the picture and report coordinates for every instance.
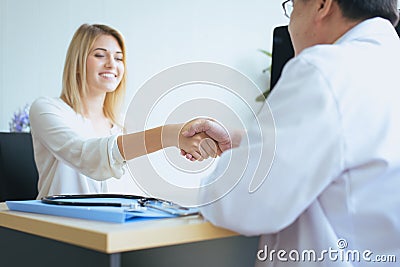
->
[200,18,400,267]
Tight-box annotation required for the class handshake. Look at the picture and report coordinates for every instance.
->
[176,118,243,161]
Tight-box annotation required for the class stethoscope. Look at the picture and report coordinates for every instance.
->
[41,194,199,217]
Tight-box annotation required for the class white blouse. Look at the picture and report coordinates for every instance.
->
[30,97,139,199]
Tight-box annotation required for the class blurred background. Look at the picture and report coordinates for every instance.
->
[0,0,289,131]
[1,0,399,199]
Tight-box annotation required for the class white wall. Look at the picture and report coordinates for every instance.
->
[0,0,287,131]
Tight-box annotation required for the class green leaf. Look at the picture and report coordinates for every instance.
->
[258,49,272,57]
[256,49,272,102]
[256,90,271,102]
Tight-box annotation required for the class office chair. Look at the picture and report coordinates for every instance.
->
[270,25,294,91]
[0,132,39,202]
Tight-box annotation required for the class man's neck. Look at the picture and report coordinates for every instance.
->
[322,12,363,45]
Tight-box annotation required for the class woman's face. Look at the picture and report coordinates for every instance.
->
[86,34,124,96]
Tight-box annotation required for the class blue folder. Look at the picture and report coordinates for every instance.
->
[6,199,191,223]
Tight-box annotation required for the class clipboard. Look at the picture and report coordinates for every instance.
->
[6,197,199,223]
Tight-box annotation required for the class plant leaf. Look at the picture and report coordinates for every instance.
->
[258,49,272,57]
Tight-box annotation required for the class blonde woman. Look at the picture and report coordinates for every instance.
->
[30,24,216,199]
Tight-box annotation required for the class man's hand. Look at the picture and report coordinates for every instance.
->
[180,118,242,160]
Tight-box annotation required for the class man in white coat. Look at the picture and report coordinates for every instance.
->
[183,0,400,266]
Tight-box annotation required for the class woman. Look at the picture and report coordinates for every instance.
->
[30,24,216,199]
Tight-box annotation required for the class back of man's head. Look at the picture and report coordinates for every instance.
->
[335,0,399,26]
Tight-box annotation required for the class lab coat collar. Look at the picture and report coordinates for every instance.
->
[336,17,396,44]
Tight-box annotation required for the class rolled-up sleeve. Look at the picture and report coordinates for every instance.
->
[30,97,125,181]
[108,134,126,178]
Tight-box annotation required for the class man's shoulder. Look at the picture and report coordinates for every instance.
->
[297,44,344,65]
[292,43,365,80]
[281,45,341,80]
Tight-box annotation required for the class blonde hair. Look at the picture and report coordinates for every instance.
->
[60,23,127,127]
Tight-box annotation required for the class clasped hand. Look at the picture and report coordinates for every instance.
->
[178,118,240,161]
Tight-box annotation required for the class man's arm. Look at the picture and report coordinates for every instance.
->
[198,57,344,235]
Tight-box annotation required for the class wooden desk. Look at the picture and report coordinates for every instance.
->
[0,203,259,267]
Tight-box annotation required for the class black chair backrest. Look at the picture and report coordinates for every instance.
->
[396,22,400,36]
[0,132,39,202]
[270,25,294,91]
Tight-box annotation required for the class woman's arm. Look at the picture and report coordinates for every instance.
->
[29,97,126,180]
[30,97,213,182]
[117,124,211,161]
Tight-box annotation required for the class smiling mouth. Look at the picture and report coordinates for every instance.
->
[99,73,117,79]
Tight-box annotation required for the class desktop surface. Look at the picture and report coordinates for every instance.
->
[0,202,238,253]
